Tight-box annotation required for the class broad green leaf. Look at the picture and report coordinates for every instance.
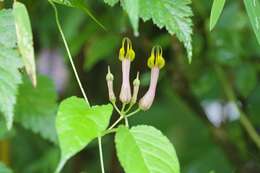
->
[140,0,193,62]
[121,0,139,36]
[115,125,180,173]
[0,162,12,173]
[13,2,37,87]
[55,97,113,172]
[14,76,58,143]
[209,0,226,31]
[51,0,106,30]
[244,0,260,45]
[0,9,23,130]
[104,0,119,6]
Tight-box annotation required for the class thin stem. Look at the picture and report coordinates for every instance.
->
[126,108,141,118]
[98,137,105,173]
[50,0,89,105]
[121,103,126,112]
[215,65,260,149]
[124,103,134,113]
[108,116,124,130]
[111,101,122,115]
[124,117,129,127]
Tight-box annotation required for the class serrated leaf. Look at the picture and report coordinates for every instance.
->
[14,76,58,143]
[55,97,113,172]
[121,0,139,36]
[115,125,180,173]
[210,0,226,31]
[244,0,260,45]
[104,0,119,6]
[139,0,193,62]
[13,2,37,87]
[0,162,12,173]
[0,10,23,130]
[51,0,106,30]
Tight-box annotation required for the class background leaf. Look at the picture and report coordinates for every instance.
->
[0,162,12,173]
[115,125,180,173]
[243,0,260,45]
[0,9,23,130]
[121,0,139,36]
[14,75,58,143]
[55,96,113,172]
[13,2,37,86]
[210,0,226,30]
[104,0,119,6]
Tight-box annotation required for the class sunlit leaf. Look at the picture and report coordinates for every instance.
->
[15,76,58,143]
[121,0,139,36]
[210,0,226,30]
[13,2,37,86]
[0,9,23,130]
[104,0,119,6]
[115,125,180,173]
[55,97,113,172]
[244,0,260,45]
[0,162,12,173]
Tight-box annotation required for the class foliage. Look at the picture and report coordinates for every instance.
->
[0,0,260,173]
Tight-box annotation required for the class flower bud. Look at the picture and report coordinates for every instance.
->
[131,72,140,104]
[119,37,135,104]
[139,46,165,111]
[119,59,132,103]
[106,66,116,102]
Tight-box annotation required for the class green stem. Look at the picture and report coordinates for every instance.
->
[126,108,141,118]
[124,103,134,113]
[50,0,89,105]
[108,116,124,130]
[125,117,129,127]
[215,65,260,149]
[98,137,105,173]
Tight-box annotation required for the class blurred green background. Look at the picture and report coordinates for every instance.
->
[0,0,260,173]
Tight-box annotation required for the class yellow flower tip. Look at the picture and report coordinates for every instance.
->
[147,46,165,69]
[119,37,135,61]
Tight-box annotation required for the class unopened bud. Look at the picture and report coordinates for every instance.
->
[119,59,132,103]
[106,66,116,102]
[131,72,140,104]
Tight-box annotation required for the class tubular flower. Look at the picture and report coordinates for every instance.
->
[131,72,140,104]
[106,66,116,102]
[119,37,135,104]
[139,46,165,111]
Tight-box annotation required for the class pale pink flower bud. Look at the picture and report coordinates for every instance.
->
[119,59,132,103]
[131,72,140,104]
[139,67,159,111]
[106,66,116,102]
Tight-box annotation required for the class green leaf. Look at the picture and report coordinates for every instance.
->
[14,76,58,143]
[209,0,226,31]
[244,0,260,45]
[55,96,113,172]
[0,10,23,130]
[140,0,193,62]
[84,35,120,70]
[234,64,257,98]
[115,125,180,173]
[121,0,139,36]
[13,2,37,86]
[104,0,119,6]
[0,162,12,173]
[51,0,106,30]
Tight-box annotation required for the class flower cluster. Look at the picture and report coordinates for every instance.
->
[106,37,165,113]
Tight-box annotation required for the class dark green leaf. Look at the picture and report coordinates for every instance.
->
[14,76,58,143]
